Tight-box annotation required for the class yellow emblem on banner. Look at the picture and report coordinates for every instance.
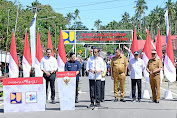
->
[63,31,75,44]
[62,77,71,86]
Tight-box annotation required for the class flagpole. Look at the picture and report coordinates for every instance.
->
[4,9,10,77]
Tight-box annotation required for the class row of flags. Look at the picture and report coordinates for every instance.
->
[130,28,176,83]
[9,28,66,78]
[9,10,175,83]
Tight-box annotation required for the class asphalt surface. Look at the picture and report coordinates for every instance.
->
[0,76,177,118]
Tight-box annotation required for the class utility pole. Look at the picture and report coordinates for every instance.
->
[4,9,10,76]
[14,0,19,34]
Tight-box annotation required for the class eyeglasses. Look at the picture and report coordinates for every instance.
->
[93,52,98,53]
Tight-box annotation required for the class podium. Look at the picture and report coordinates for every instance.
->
[3,77,45,113]
[56,71,76,110]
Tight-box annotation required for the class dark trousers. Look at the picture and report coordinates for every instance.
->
[100,81,105,100]
[89,79,101,104]
[131,79,141,100]
[76,78,79,98]
[44,73,56,100]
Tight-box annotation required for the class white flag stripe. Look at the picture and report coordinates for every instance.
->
[129,51,134,61]
[57,54,65,72]
[142,53,150,82]
[164,54,176,82]
[35,57,43,77]
[22,56,31,77]
[9,55,19,78]
[165,10,169,40]
[30,13,37,67]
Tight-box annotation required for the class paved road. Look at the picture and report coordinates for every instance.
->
[0,76,177,118]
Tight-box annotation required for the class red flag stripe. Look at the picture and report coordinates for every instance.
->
[143,30,152,59]
[131,28,139,54]
[36,31,43,62]
[23,31,32,66]
[10,32,19,67]
[166,30,175,66]
[156,29,162,61]
[58,29,67,64]
[47,31,54,57]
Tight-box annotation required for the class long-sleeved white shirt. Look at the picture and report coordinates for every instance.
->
[86,56,104,80]
[128,58,145,79]
[40,56,58,72]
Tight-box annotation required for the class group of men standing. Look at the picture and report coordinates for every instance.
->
[40,47,162,106]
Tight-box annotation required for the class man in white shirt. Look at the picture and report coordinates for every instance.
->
[86,48,104,107]
[128,51,145,102]
[40,49,58,104]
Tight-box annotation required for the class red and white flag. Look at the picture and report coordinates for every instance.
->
[47,30,54,57]
[35,31,43,77]
[164,30,176,82]
[57,29,67,71]
[9,32,19,78]
[156,29,163,82]
[130,28,138,60]
[142,30,152,82]
[22,31,32,77]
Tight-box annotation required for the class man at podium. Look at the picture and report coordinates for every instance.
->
[65,52,81,103]
[86,48,104,107]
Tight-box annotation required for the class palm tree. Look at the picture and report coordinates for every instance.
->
[74,9,81,30]
[106,20,118,30]
[165,0,175,23]
[174,1,177,34]
[65,12,73,29]
[121,12,131,29]
[94,19,102,30]
[134,0,148,33]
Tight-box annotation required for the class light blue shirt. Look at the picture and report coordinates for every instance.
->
[128,58,145,79]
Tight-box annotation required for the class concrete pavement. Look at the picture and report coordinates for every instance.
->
[0,76,177,118]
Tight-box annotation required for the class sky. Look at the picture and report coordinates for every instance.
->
[9,0,176,30]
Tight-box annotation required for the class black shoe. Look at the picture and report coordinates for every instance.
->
[120,99,126,102]
[138,99,141,102]
[52,100,56,104]
[89,103,94,107]
[101,99,105,102]
[131,99,136,102]
[114,99,118,102]
[155,100,159,103]
[149,100,156,103]
[95,103,101,107]
[75,98,79,103]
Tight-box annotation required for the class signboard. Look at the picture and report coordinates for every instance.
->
[3,77,45,113]
[56,71,76,110]
[63,31,75,44]
[63,30,133,44]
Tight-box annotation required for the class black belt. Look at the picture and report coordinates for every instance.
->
[113,71,124,74]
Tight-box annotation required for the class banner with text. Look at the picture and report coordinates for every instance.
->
[3,77,45,113]
[63,30,133,44]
